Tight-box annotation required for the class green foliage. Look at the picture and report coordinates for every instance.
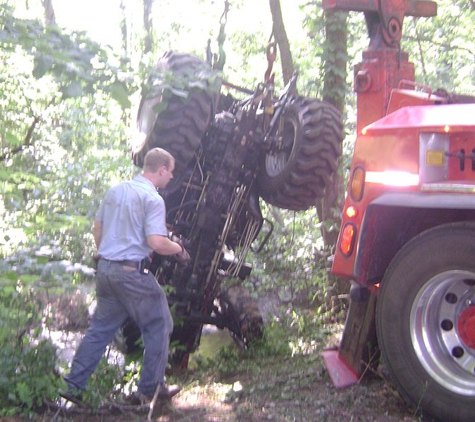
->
[141,60,222,116]
[402,2,475,94]
[1,0,475,416]
[0,4,137,263]
[0,275,63,417]
[251,204,330,308]
[1,149,135,261]
[193,308,330,377]
[321,9,349,111]
[0,8,141,416]
[85,357,125,407]
[0,4,132,107]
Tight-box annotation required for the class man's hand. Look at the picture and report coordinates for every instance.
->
[93,254,101,269]
[175,246,191,264]
[171,235,191,265]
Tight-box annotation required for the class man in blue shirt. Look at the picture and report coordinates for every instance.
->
[62,148,188,405]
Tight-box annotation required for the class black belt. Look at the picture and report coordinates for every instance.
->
[101,258,140,268]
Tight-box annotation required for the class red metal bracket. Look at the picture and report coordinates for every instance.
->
[322,0,437,46]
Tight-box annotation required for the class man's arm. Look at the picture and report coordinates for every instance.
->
[93,220,103,249]
[147,234,183,255]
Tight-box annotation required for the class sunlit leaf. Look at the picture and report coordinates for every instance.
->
[0,272,18,283]
[168,86,189,98]
[152,101,168,114]
[3,131,21,146]
[18,274,39,285]
[188,80,207,90]
[32,54,53,79]
[61,81,83,98]
[0,170,10,181]
[109,80,131,108]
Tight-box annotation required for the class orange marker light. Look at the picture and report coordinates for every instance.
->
[444,125,450,133]
[350,166,365,201]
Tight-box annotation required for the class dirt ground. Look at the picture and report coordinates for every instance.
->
[6,350,427,422]
[2,292,430,422]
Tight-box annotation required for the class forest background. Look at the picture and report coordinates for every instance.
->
[1,0,475,419]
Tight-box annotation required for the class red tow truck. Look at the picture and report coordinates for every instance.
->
[321,1,475,421]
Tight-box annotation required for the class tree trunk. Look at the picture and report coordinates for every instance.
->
[143,0,154,54]
[41,0,56,25]
[320,9,349,316]
[120,0,128,54]
[268,0,294,85]
[322,10,348,114]
[320,8,348,247]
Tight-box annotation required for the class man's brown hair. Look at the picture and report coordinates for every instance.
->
[143,148,174,173]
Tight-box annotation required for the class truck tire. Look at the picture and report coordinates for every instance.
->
[220,285,264,348]
[257,97,343,211]
[376,222,475,422]
[132,51,219,173]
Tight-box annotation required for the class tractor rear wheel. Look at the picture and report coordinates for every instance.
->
[377,222,475,422]
[132,51,219,174]
[257,97,343,211]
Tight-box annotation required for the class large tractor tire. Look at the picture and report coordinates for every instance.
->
[376,222,475,422]
[257,97,343,211]
[114,318,142,354]
[220,285,264,348]
[132,51,220,174]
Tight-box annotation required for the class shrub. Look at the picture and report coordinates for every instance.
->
[0,273,64,417]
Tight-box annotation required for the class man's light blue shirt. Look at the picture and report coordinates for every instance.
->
[95,174,168,261]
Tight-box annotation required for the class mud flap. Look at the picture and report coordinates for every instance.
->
[321,284,380,388]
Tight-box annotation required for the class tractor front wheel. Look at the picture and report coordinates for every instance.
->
[257,97,343,211]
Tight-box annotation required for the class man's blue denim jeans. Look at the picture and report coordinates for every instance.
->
[65,259,173,398]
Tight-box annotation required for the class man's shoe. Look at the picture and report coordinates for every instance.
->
[59,389,84,406]
[124,391,152,406]
[124,385,181,406]
[155,384,181,400]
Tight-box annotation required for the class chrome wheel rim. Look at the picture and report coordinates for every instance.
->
[410,270,475,395]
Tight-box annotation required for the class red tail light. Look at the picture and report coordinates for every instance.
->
[340,223,356,256]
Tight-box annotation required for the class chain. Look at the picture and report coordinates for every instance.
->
[215,0,230,70]
[265,32,276,82]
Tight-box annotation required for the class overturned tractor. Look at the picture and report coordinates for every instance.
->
[117,51,343,366]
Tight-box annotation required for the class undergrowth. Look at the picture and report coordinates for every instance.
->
[191,309,332,378]
[0,273,64,417]
[0,241,337,418]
